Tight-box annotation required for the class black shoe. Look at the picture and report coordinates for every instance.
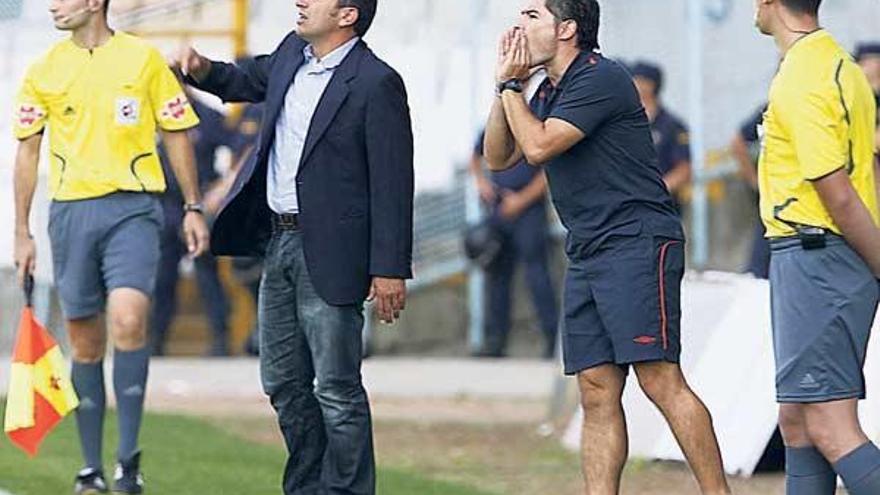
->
[243,329,260,357]
[542,339,558,360]
[472,347,506,358]
[74,467,109,494]
[207,341,230,357]
[112,451,144,494]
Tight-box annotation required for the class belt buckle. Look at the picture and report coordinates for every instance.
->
[797,227,826,250]
[275,213,298,230]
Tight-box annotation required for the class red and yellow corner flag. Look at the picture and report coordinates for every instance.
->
[4,284,78,456]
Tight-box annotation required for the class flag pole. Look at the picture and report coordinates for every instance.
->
[23,275,34,309]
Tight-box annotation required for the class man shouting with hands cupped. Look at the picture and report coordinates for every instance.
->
[174,0,415,494]
[484,1,731,494]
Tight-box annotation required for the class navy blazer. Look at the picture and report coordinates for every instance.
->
[191,33,414,306]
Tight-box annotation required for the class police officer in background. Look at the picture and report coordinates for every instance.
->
[856,43,880,98]
[731,104,771,279]
[469,72,559,359]
[470,129,559,359]
[208,100,265,356]
[631,61,692,208]
[151,91,234,357]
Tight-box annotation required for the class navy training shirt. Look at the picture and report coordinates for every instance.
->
[651,107,691,176]
[535,52,683,255]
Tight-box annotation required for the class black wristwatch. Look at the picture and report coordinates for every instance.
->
[496,78,524,96]
[183,203,204,214]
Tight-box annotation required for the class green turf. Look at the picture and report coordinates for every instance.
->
[0,402,494,495]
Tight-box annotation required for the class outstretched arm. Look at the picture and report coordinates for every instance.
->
[176,34,294,103]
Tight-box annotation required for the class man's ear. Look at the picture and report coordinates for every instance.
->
[338,6,360,31]
[557,19,577,44]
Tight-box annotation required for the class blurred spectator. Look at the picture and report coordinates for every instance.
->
[469,73,558,359]
[216,101,265,356]
[856,42,880,96]
[731,105,770,279]
[631,61,692,207]
[151,93,234,356]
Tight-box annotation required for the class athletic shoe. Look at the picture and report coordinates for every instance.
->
[112,451,144,494]
[74,467,109,494]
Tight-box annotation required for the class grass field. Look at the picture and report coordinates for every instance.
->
[0,402,494,495]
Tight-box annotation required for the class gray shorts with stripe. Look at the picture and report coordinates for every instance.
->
[770,235,879,403]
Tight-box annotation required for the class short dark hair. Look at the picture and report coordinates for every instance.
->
[545,0,600,52]
[103,0,111,14]
[338,0,377,37]
[780,0,822,15]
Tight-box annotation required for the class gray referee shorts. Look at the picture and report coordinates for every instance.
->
[48,192,163,320]
[770,235,879,403]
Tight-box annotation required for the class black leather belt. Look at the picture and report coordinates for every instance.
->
[272,213,300,231]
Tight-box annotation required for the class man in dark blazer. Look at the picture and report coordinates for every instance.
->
[176,1,414,493]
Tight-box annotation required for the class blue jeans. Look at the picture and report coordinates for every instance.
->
[260,229,374,495]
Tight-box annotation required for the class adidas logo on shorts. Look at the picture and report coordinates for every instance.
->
[799,373,821,390]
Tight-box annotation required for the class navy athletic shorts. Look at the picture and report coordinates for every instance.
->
[562,233,684,375]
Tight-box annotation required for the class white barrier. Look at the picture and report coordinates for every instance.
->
[562,271,880,477]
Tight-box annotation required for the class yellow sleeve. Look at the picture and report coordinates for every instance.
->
[147,49,199,131]
[784,85,849,181]
[13,67,48,140]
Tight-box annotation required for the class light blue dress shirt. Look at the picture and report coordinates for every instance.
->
[267,36,360,214]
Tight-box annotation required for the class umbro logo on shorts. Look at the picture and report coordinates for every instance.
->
[633,336,658,345]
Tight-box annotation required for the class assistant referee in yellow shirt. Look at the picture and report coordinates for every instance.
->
[11,1,208,493]
[755,1,880,494]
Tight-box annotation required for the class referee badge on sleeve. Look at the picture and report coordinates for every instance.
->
[116,98,140,125]
[16,104,46,129]
[160,94,191,123]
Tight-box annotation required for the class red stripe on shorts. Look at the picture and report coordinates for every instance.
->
[658,241,680,351]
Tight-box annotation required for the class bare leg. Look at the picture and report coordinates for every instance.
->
[633,362,730,495]
[578,364,628,495]
[69,316,107,363]
[107,288,150,351]
[803,399,869,463]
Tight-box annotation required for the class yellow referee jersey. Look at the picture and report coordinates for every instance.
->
[13,32,199,201]
[759,30,879,238]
